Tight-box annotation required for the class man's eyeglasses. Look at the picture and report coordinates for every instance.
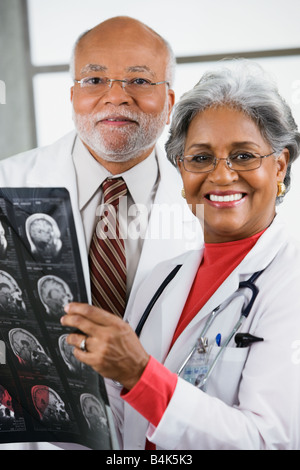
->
[74,76,170,97]
[178,151,275,173]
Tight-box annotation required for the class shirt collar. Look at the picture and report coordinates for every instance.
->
[72,136,159,209]
[72,137,110,210]
[120,150,159,206]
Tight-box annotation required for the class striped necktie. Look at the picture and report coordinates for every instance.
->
[89,177,127,317]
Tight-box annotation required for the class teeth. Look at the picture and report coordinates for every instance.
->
[107,118,129,121]
[209,193,243,202]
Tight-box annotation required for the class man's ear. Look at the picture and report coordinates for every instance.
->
[166,89,175,125]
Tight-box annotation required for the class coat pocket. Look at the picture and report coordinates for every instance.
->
[204,345,250,405]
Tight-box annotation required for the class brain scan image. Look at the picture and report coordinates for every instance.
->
[38,275,73,318]
[26,213,62,258]
[9,328,52,372]
[31,385,70,424]
[0,271,26,314]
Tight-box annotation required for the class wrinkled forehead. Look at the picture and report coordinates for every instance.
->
[75,26,169,79]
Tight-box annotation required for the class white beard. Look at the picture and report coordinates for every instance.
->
[72,102,168,162]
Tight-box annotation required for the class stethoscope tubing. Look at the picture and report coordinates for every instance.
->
[135,265,265,389]
[135,264,182,337]
[178,269,265,388]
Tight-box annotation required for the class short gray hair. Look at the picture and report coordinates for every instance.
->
[166,61,300,202]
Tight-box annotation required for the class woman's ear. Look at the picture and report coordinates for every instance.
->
[276,148,290,182]
[177,156,184,175]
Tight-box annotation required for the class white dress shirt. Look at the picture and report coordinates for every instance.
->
[72,136,159,297]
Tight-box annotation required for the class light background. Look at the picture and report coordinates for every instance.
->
[27,0,300,240]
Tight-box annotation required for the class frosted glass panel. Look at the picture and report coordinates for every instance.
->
[27,0,300,65]
[174,56,300,127]
[33,73,74,146]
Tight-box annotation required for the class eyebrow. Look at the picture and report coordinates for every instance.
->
[231,141,261,149]
[125,66,156,78]
[80,64,107,75]
[187,141,262,152]
[79,64,156,78]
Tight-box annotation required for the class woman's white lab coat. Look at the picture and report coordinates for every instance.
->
[106,215,300,449]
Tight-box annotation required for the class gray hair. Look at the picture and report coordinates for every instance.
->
[69,20,176,86]
[165,61,300,202]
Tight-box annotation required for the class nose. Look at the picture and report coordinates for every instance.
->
[101,80,133,106]
[208,158,239,184]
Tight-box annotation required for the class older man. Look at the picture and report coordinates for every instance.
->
[0,16,200,314]
[0,16,201,449]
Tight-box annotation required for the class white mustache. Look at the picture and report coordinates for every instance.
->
[91,110,141,123]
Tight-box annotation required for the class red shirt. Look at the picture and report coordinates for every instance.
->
[122,230,265,445]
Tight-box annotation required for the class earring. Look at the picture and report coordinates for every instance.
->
[181,188,186,199]
[277,182,286,198]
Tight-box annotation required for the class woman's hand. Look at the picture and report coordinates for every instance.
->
[61,303,150,390]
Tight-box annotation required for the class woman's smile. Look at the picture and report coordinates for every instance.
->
[204,190,246,206]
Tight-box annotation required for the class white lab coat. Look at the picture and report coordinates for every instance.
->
[106,215,300,450]
[0,131,202,450]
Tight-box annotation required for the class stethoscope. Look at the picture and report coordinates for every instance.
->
[135,266,265,389]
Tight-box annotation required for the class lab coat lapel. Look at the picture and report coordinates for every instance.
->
[27,132,77,189]
[123,250,204,450]
[139,249,203,361]
[26,132,91,298]
[159,252,203,361]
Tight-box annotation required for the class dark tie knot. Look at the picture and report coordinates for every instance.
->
[102,178,127,207]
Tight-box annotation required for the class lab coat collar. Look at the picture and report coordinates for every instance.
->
[26,131,78,191]
[25,131,82,242]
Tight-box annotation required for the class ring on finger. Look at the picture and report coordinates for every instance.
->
[79,337,87,352]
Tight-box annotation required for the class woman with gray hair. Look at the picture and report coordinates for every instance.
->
[62,62,300,450]
[166,62,300,204]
